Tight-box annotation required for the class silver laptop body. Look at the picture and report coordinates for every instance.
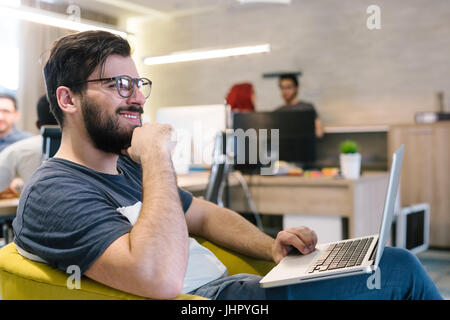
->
[260,145,404,288]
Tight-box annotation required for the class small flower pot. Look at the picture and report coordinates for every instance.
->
[340,153,361,179]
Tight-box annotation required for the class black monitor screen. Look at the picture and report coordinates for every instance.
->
[232,111,316,173]
[406,210,425,250]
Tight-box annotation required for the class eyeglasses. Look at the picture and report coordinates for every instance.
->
[84,75,152,99]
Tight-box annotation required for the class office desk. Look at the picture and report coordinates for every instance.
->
[0,198,19,216]
[0,173,389,243]
[177,171,212,194]
[177,171,240,199]
[0,198,19,244]
[228,172,390,239]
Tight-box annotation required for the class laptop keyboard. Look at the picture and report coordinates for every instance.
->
[307,237,375,274]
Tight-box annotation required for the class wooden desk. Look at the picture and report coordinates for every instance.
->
[0,172,391,241]
[228,172,390,239]
[177,171,240,197]
[177,171,211,194]
[0,198,19,243]
[0,198,19,216]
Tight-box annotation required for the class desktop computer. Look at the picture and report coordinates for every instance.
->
[392,203,430,254]
[232,110,316,174]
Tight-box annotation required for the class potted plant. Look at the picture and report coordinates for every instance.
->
[339,140,361,179]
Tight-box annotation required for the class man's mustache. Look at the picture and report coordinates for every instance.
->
[116,106,144,114]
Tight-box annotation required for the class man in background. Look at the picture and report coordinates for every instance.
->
[275,74,324,138]
[0,93,33,153]
[0,95,58,194]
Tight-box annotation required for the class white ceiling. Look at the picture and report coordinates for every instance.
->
[57,0,291,20]
[68,0,230,19]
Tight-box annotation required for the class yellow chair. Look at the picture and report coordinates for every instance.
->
[0,236,275,300]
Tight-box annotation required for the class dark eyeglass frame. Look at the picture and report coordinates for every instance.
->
[83,75,152,99]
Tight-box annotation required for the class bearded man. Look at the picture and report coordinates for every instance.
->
[12,31,442,300]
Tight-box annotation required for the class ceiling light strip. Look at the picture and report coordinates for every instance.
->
[144,44,271,66]
[0,5,128,38]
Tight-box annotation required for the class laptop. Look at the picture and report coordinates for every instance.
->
[259,145,404,288]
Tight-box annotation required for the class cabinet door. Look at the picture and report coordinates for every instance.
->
[389,123,450,247]
[432,124,450,247]
[389,125,434,206]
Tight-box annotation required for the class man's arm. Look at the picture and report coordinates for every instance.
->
[186,197,318,264]
[84,124,189,299]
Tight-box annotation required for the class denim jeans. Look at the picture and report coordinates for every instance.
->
[189,247,443,300]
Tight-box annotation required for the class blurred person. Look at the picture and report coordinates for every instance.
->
[0,95,58,195]
[0,93,33,153]
[274,74,324,138]
[225,82,255,112]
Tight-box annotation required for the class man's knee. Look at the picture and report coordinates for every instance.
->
[385,247,418,264]
[382,247,423,275]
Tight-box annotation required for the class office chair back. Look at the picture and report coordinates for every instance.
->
[41,125,61,160]
[204,131,234,206]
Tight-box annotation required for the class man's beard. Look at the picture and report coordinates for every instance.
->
[81,96,143,155]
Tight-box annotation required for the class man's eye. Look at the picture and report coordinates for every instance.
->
[118,79,131,89]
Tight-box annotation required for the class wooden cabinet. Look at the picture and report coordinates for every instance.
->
[388,122,450,248]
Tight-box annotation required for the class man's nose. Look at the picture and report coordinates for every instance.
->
[126,84,147,106]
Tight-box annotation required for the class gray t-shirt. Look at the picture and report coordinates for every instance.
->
[274,101,318,119]
[12,155,194,274]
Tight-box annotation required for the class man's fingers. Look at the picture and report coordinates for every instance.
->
[286,227,317,250]
[277,230,310,255]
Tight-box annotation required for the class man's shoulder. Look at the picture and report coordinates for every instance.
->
[23,158,97,193]
[0,135,41,156]
[292,101,316,109]
[10,128,34,141]
[275,101,316,111]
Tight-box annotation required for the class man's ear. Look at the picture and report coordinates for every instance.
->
[55,86,79,114]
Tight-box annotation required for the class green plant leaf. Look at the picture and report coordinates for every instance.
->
[340,140,359,154]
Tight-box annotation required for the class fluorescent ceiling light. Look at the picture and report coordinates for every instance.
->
[93,0,169,18]
[236,0,292,4]
[0,4,128,38]
[144,44,271,66]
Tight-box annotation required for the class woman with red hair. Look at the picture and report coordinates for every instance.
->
[225,83,256,112]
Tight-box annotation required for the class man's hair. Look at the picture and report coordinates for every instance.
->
[43,30,131,128]
[36,95,57,127]
[0,93,17,110]
[279,74,299,88]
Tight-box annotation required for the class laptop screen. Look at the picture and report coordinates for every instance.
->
[374,145,404,267]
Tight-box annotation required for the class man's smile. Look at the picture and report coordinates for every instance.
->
[116,106,143,126]
[118,111,142,126]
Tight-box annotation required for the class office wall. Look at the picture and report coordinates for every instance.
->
[133,0,450,126]
[15,22,66,134]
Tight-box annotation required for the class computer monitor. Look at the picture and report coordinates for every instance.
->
[40,125,61,160]
[232,110,316,174]
[156,104,227,173]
